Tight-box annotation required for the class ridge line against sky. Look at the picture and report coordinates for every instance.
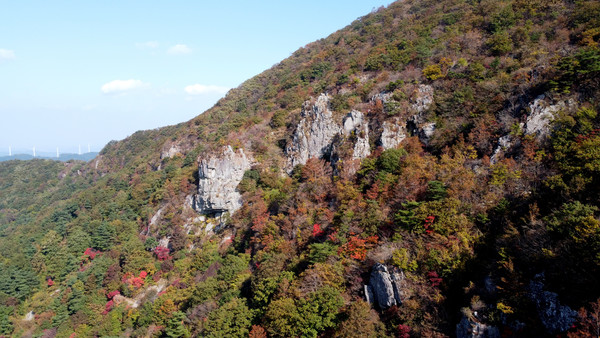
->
[0,1,390,155]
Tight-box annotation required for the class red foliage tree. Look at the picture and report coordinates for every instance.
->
[249,325,268,338]
[102,299,114,314]
[339,235,379,260]
[397,324,411,338]
[424,215,435,234]
[427,271,443,288]
[154,246,172,261]
[106,290,120,299]
[312,224,325,237]
[83,247,98,260]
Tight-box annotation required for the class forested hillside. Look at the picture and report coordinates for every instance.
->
[1,0,600,336]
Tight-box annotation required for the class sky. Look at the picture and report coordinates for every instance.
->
[0,1,391,156]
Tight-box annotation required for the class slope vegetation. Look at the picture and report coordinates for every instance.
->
[1,0,600,336]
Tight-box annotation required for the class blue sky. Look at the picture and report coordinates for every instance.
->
[0,1,390,155]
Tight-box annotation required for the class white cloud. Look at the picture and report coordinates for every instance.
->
[167,44,191,55]
[184,84,229,95]
[0,49,15,61]
[135,41,159,49]
[101,79,149,94]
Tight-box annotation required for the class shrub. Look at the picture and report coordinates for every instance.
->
[423,64,444,80]
[377,148,407,173]
[488,31,513,56]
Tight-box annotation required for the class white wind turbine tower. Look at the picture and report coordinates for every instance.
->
[33,146,36,157]
[88,144,91,153]
[8,146,11,157]
[57,147,60,158]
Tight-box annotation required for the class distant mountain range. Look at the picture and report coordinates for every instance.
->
[0,152,98,162]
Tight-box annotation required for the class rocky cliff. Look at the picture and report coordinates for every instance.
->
[194,145,253,219]
[365,263,404,309]
[286,94,341,172]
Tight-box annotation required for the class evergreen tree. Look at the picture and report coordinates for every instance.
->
[92,222,115,251]
[165,311,190,338]
[0,306,13,336]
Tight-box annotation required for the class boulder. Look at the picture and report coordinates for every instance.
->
[367,263,403,309]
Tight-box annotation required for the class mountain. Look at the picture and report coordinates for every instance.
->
[1,0,600,336]
[0,152,99,162]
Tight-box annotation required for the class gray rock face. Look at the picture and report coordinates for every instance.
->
[342,110,371,159]
[411,84,434,113]
[194,146,253,217]
[401,85,436,144]
[528,274,577,334]
[524,95,569,139]
[285,87,436,171]
[380,118,407,150]
[286,94,341,171]
[456,316,500,338]
[368,263,403,309]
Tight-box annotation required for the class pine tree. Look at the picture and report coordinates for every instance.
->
[0,306,13,336]
[165,311,190,338]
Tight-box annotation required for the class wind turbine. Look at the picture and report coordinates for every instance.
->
[57,147,60,159]
[8,146,11,157]
[88,144,91,153]
[33,146,36,157]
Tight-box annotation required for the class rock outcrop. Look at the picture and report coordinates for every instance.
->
[366,263,404,309]
[24,311,34,321]
[456,316,500,338]
[404,85,436,144]
[161,144,182,159]
[371,92,393,104]
[342,110,371,159]
[194,146,253,219]
[286,87,437,170]
[411,84,434,113]
[418,122,436,144]
[286,94,341,171]
[380,118,407,150]
[524,95,572,139]
[528,274,577,334]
